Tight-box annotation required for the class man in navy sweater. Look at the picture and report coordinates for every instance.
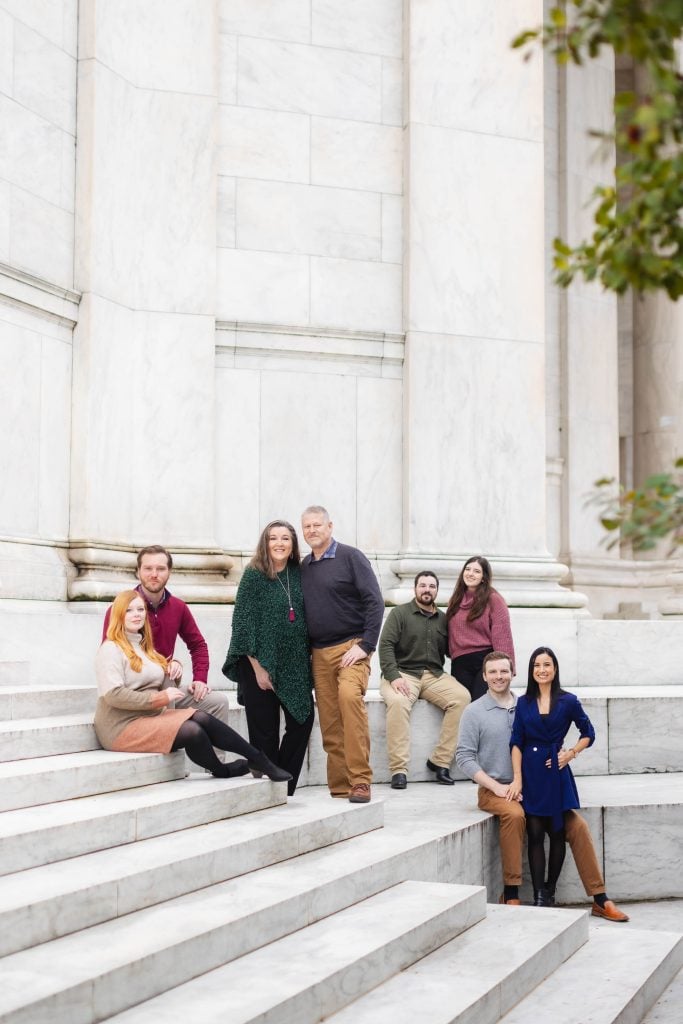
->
[300,506,384,803]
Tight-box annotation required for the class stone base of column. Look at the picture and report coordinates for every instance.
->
[68,545,234,602]
[564,555,675,618]
[658,567,683,617]
[384,554,588,611]
[0,540,75,601]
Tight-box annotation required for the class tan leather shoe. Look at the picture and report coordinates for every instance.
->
[349,783,371,803]
[591,899,629,922]
[499,893,521,906]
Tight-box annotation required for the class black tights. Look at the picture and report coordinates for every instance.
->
[526,813,566,893]
[171,710,259,776]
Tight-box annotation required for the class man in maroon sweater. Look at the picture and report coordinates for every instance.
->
[102,545,232,757]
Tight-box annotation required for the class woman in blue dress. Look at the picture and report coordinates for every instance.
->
[510,647,594,906]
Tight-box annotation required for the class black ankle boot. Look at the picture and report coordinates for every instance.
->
[211,759,249,779]
[545,886,556,907]
[533,889,548,907]
[248,751,293,784]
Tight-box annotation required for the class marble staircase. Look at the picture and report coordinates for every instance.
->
[0,672,681,1023]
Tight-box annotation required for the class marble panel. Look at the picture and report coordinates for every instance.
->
[408,0,542,140]
[382,56,403,126]
[37,336,71,539]
[76,66,215,312]
[312,0,403,58]
[9,187,74,286]
[238,37,383,122]
[406,123,544,341]
[70,297,216,545]
[216,248,309,324]
[603,804,682,900]
[356,376,402,553]
[216,176,235,248]
[562,696,608,777]
[259,370,358,530]
[0,94,67,209]
[633,336,680,435]
[0,0,66,48]
[0,9,13,96]
[0,181,10,262]
[403,332,546,554]
[311,118,402,194]
[219,0,310,44]
[310,256,402,333]
[381,194,402,263]
[13,22,76,133]
[59,129,76,213]
[578,620,683,685]
[0,323,41,535]
[79,0,216,95]
[214,366,261,551]
[608,696,683,774]
[218,106,309,183]
[218,33,237,105]
[237,180,381,260]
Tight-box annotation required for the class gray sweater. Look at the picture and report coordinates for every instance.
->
[455,692,518,783]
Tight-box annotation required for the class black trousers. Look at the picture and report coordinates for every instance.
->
[236,657,314,795]
[451,647,493,701]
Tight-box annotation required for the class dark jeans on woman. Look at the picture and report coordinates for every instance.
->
[451,647,493,701]
[237,656,314,795]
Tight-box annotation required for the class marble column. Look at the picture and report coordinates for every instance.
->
[70,0,231,598]
[394,0,583,608]
[556,45,621,600]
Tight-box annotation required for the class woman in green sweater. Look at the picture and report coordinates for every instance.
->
[223,520,314,795]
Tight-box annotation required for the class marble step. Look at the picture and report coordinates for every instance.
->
[499,926,683,1024]
[0,797,382,956]
[326,903,588,1024]
[0,772,286,876]
[0,821,484,1023]
[0,685,96,720]
[0,714,98,761]
[0,749,188,812]
[105,881,486,1024]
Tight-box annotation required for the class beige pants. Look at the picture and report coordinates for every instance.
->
[380,669,471,774]
[312,638,372,795]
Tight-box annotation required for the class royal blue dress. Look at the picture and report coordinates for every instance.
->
[510,692,595,831]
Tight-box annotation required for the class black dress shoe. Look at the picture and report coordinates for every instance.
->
[391,773,407,789]
[426,759,455,785]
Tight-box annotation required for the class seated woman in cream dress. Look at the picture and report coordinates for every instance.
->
[95,590,291,783]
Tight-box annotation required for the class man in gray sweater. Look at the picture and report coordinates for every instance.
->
[456,651,629,920]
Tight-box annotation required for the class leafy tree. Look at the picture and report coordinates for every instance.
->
[513,1,683,299]
[591,458,683,552]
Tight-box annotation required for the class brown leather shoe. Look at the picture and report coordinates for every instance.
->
[591,899,629,922]
[349,783,371,803]
[499,893,522,906]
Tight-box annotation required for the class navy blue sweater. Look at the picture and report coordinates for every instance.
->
[300,542,384,654]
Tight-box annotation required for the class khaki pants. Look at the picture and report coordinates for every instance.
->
[478,787,606,894]
[380,670,470,774]
[312,639,371,795]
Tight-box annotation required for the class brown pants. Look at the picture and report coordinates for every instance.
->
[478,787,605,895]
[312,638,371,795]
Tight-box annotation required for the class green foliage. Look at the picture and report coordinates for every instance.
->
[513,1,683,299]
[589,458,683,552]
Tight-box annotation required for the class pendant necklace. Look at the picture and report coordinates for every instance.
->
[276,566,296,621]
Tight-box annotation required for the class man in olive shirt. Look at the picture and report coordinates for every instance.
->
[379,571,470,789]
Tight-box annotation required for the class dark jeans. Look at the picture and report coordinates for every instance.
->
[236,657,314,795]
[450,647,493,701]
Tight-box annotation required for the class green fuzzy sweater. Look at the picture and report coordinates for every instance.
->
[223,564,313,724]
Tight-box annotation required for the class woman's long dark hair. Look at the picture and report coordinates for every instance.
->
[526,646,564,710]
[445,555,495,622]
[250,520,301,579]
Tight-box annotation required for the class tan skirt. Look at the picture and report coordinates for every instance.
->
[111,708,196,754]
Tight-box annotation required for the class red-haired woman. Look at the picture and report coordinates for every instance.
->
[446,556,515,701]
[95,590,291,783]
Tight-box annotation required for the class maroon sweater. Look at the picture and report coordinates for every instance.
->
[447,590,515,672]
[101,586,209,682]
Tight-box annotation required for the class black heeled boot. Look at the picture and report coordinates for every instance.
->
[212,758,249,779]
[545,885,556,907]
[248,751,293,784]
[533,889,548,907]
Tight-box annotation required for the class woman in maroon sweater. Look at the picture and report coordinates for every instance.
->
[446,556,515,700]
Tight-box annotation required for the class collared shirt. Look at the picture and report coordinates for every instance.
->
[312,538,338,561]
[456,691,518,783]
[378,598,448,682]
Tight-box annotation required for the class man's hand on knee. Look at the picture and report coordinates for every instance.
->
[390,676,411,698]
[188,680,210,701]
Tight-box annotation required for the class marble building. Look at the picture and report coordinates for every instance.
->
[0,0,681,658]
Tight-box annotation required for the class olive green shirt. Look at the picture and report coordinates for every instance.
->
[378,599,449,682]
